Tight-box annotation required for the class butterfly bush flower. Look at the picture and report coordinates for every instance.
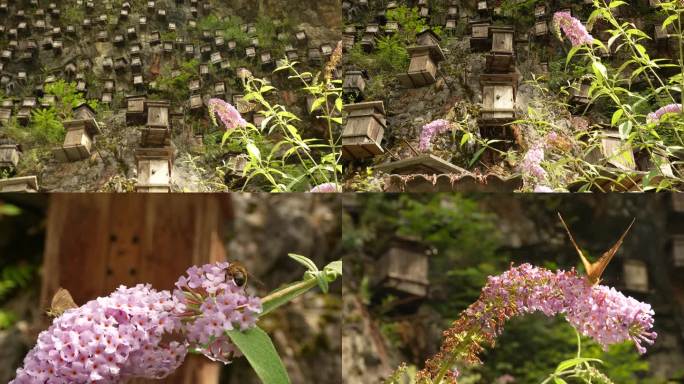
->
[419,119,452,152]
[11,284,186,383]
[521,144,547,180]
[553,11,593,47]
[647,103,682,124]
[174,262,262,364]
[419,264,656,383]
[12,262,262,383]
[207,98,248,130]
[310,182,341,193]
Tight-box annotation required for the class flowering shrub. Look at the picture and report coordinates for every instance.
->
[419,119,452,152]
[553,11,594,47]
[207,99,248,131]
[388,263,656,384]
[11,255,341,384]
[205,43,343,192]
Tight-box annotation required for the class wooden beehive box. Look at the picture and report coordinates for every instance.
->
[534,20,548,37]
[135,147,172,192]
[403,44,446,87]
[479,73,517,126]
[40,194,232,383]
[0,141,21,169]
[470,21,491,51]
[189,94,203,111]
[569,78,592,106]
[53,118,101,162]
[592,129,636,171]
[0,106,12,125]
[141,100,170,147]
[486,26,515,72]
[342,70,369,97]
[623,259,648,292]
[374,237,429,299]
[342,101,386,160]
[73,102,96,120]
[0,176,38,192]
[126,95,147,125]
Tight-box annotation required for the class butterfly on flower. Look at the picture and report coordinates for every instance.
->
[46,287,78,317]
[558,213,635,285]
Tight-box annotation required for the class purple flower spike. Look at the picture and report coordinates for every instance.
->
[419,264,656,381]
[12,262,262,383]
[647,103,682,124]
[553,12,594,47]
[310,182,340,193]
[207,98,248,130]
[419,119,452,152]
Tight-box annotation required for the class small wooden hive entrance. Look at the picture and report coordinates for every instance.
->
[341,101,386,160]
[486,26,515,72]
[479,73,517,127]
[135,147,173,192]
[141,100,170,147]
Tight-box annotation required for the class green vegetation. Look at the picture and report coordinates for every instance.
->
[387,6,442,42]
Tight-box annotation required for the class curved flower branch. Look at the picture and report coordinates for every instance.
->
[417,263,656,384]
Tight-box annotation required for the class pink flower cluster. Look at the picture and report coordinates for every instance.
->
[11,285,186,383]
[418,119,452,152]
[174,262,262,363]
[12,262,262,383]
[472,264,656,353]
[420,264,657,381]
[647,103,682,124]
[553,11,594,47]
[310,182,340,193]
[521,144,547,180]
[207,98,248,130]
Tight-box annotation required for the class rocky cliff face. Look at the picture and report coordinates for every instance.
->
[0,0,342,192]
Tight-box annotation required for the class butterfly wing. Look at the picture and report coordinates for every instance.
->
[558,213,592,273]
[48,288,77,317]
[588,218,636,283]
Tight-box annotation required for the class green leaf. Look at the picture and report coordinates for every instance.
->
[287,253,319,272]
[592,60,608,81]
[662,15,678,30]
[553,377,568,384]
[611,109,623,126]
[226,327,291,384]
[246,142,261,162]
[469,147,487,167]
[555,357,603,373]
[618,121,633,139]
[0,204,21,216]
[324,260,342,278]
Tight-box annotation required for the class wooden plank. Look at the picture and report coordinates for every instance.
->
[41,194,111,308]
[103,194,146,292]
